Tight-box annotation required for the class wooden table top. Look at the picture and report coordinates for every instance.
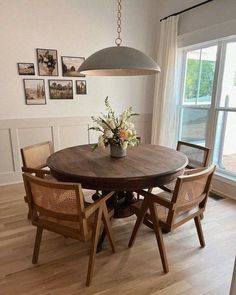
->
[47,144,188,191]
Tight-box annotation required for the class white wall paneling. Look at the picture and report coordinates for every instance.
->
[0,129,14,173]
[0,114,152,186]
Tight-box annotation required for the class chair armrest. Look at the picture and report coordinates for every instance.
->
[83,191,115,218]
[21,167,51,178]
[136,189,174,209]
[158,185,173,193]
[184,167,205,175]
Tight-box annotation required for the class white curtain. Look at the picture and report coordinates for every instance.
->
[151,15,179,148]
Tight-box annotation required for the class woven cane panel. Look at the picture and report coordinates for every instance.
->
[23,144,51,168]
[176,178,206,207]
[178,145,206,168]
[30,182,78,215]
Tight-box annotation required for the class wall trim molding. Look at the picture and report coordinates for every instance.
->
[1,114,235,202]
[0,114,152,186]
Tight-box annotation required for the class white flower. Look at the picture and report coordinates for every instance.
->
[90,97,139,150]
[98,135,105,148]
[107,118,116,129]
[120,111,127,122]
[126,122,134,130]
[105,129,113,139]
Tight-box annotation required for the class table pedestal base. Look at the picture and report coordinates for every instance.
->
[93,191,137,252]
[92,191,137,218]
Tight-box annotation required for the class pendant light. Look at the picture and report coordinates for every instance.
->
[79,0,160,76]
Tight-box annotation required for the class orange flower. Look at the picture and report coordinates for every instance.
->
[118,129,129,140]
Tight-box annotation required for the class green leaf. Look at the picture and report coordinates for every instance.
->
[91,144,98,151]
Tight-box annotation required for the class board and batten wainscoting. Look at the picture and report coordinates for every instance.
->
[1,114,235,201]
[0,114,152,186]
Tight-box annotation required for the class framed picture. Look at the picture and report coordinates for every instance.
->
[61,56,85,77]
[23,79,46,105]
[18,63,35,75]
[48,80,73,99]
[36,48,58,76]
[76,80,87,95]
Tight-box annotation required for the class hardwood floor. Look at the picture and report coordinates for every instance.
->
[0,183,235,295]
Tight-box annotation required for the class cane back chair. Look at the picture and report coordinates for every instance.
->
[20,141,54,174]
[158,141,211,194]
[23,172,116,286]
[129,165,215,274]
[21,141,55,217]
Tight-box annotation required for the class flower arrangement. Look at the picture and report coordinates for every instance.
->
[90,97,140,151]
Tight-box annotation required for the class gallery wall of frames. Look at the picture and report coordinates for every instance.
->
[17,48,87,105]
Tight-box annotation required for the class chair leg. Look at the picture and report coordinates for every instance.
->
[27,210,31,220]
[194,215,205,247]
[86,207,103,287]
[149,202,169,273]
[102,205,116,253]
[32,227,43,264]
[128,198,149,248]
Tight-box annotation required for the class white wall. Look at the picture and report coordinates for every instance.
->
[0,0,159,185]
[0,0,159,119]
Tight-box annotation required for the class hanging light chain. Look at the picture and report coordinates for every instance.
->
[115,0,122,46]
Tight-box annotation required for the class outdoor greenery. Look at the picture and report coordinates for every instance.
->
[184,59,215,103]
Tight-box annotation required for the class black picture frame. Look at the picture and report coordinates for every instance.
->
[76,80,87,95]
[48,79,73,100]
[36,48,59,76]
[61,56,85,77]
[18,63,35,75]
[23,79,46,105]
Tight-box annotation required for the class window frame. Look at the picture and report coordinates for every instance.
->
[178,36,236,179]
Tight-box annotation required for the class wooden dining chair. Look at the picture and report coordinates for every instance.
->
[23,172,116,286]
[158,141,211,194]
[21,141,55,217]
[129,165,215,273]
[177,141,211,169]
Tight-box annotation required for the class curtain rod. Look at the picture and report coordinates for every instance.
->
[160,0,214,22]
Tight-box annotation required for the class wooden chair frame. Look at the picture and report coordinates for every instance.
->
[157,141,211,194]
[21,141,54,218]
[129,165,215,273]
[23,172,116,286]
[177,140,211,169]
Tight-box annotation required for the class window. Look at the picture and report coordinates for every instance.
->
[184,46,217,106]
[178,39,236,179]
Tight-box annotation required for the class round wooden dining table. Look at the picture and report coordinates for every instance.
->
[47,144,188,191]
[47,143,188,250]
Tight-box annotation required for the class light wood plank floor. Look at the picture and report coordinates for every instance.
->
[0,183,235,295]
